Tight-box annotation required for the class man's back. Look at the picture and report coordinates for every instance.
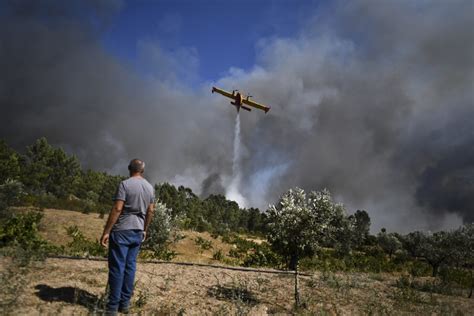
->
[113,177,154,231]
[101,159,155,314]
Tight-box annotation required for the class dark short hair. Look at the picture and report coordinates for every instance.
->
[128,159,145,173]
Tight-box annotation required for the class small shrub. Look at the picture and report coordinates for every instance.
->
[213,249,224,261]
[408,260,432,277]
[194,236,213,250]
[242,243,282,268]
[0,211,54,265]
[134,289,148,308]
[221,233,233,244]
[65,225,107,257]
[139,248,177,261]
[228,248,242,259]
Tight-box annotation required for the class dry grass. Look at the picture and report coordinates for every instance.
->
[35,208,107,246]
[2,208,473,315]
[1,258,473,315]
[171,231,235,264]
[33,208,242,264]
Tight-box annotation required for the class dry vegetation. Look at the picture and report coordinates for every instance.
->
[1,208,473,315]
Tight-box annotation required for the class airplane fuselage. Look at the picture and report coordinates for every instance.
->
[212,86,269,113]
[230,92,252,112]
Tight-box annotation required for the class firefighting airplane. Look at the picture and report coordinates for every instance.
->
[212,86,271,114]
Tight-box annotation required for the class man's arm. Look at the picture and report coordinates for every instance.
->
[142,202,155,242]
[100,200,125,247]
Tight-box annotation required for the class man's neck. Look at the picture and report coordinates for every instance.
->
[130,172,143,178]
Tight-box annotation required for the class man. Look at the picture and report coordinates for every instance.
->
[101,159,155,314]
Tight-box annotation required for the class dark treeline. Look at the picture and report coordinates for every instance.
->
[0,137,267,234]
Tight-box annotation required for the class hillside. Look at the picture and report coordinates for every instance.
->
[35,208,248,264]
[1,208,473,315]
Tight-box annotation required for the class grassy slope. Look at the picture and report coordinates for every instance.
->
[37,208,237,264]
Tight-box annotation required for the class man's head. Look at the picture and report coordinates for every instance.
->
[128,159,145,175]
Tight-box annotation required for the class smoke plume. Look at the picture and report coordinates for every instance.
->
[1,0,473,232]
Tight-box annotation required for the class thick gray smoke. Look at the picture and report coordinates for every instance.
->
[1,0,473,232]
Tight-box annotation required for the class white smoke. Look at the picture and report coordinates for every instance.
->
[225,112,247,207]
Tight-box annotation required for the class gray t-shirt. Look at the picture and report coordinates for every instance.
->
[112,177,155,231]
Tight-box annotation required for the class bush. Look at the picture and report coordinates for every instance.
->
[213,249,224,261]
[141,201,178,260]
[65,225,107,257]
[242,243,282,268]
[194,236,213,251]
[1,211,43,247]
[229,248,242,259]
[0,211,55,265]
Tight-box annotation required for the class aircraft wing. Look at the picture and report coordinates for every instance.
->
[212,87,236,101]
[242,98,271,113]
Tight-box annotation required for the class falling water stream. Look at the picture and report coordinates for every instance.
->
[225,112,247,207]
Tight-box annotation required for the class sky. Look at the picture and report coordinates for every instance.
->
[101,0,320,81]
[0,0,473,233]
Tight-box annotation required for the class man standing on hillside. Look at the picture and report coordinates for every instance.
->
[101,159,155,314]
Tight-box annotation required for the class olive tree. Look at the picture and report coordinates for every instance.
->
[142,201,175,259]
[266,187,345,306]
[377,228,402,259]
[402,230,455,277]
[450,224,474,298]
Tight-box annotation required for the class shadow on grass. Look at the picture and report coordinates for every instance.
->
[34,284,103,311]
[207,284,259,306]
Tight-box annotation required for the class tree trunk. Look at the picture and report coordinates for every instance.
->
[431,263,439,277]
[289,254,298,270]
[469,270,473,299]
[294,259,300,308]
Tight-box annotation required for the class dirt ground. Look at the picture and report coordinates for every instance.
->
[1,256,473,315]
[3,208,473,315]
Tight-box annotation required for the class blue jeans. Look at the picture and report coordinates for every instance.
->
[106,229,143,311]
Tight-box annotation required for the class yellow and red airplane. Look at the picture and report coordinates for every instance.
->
[212,86,271,114]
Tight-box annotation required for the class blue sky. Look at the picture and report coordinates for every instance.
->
[102,0,322,81]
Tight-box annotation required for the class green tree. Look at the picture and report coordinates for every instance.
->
[73,169,107,200]
[22,138,81,197]
[0,140,21,183]
[377,228,402,259]
[266,188,344,306]
[402,230,455,277]
[332,214,356,256]
[450,224,474,297]
[142,201,176,259]
[349,210,371,248]
[0,179,25,219]
[98,174,125,205]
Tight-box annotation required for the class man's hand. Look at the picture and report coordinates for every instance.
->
[100,200,124,248]
[142,231,147,242]
[101,233,109,248]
